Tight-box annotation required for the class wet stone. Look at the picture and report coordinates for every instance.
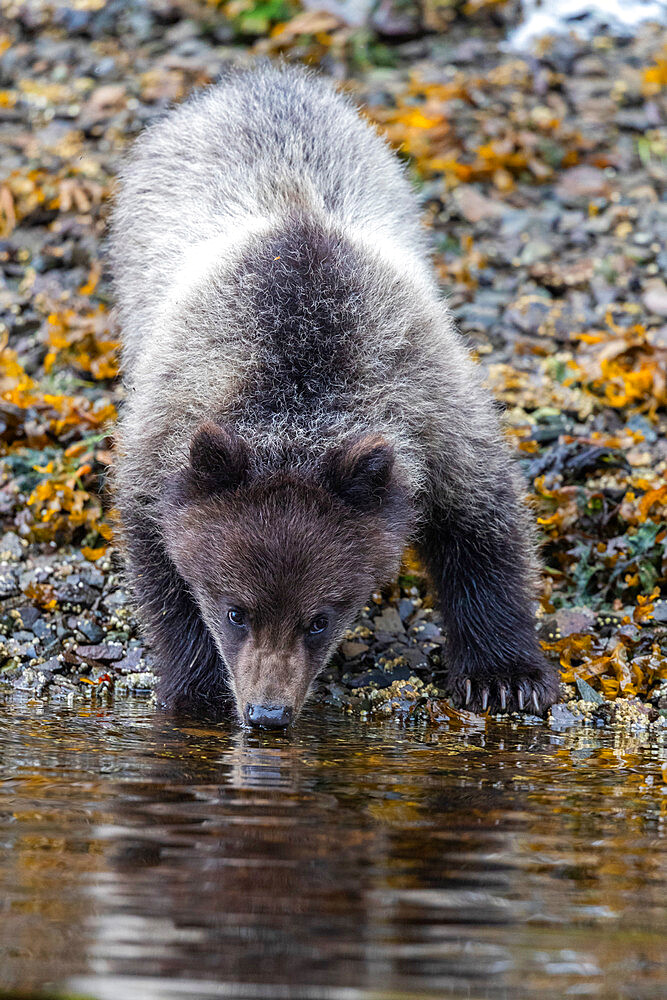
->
[102,588,128,609]
[519,240,553,266]
[627,414,658,443]
[115,648,143,672]
[357,614,376,630]
[401,646,431,670]
[12,640,37,659]
[409,621,444,642]
[324,681,347,703]
[555,165,611,203]
[14,605,40,629]
[75,642,124,662]
[12,630,34,643]
[452,185,505,224]
[397,598,416,623]
[649,679,667,708]
[505,297,552,333]
[372,607,404,634]
[340,640,370,660]
[0,532,23,560]
[554,607,597,636]
[51,675,78,691]
[115,671,157,693]
[377,643,410,663]
[0,569,19,598]
[15,668,44,693]
[549,703,581,729]
[373,630,396,645]
[31,619,54,642]
[576,677,605,704]
[380,661,413,683]
[76,565,105,589]
[344,668,394,690]
[54,581,99,607]
[642,279,667,317]
[70,617,105,643]
[455,303,500,332]
[652,600,667,624]
[19,567,52,590]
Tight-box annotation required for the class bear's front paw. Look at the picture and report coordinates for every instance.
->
[448,660,558,716]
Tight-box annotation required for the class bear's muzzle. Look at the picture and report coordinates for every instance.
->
[245,703,294,729]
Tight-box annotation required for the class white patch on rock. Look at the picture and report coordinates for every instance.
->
[509,0,667,49]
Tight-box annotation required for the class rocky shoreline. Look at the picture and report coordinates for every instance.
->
[1,1,667,732]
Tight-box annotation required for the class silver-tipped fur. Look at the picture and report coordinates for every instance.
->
[111,63,557,722]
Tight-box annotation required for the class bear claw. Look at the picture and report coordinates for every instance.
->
[451,670,557,717]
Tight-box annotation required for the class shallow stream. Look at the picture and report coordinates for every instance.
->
[0,699,665,999]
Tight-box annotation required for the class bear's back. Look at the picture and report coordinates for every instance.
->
[110,64,427,367]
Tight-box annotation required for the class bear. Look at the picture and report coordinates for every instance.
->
[110,63,558,728]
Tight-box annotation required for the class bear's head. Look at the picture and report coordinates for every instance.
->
[162,423,412,728]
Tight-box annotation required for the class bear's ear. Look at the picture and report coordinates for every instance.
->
[323,434,395,511]
[165,422,248,506]
[189,422,248,496]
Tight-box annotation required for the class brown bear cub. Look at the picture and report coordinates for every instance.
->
[110,64,558,728]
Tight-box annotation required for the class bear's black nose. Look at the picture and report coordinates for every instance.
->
[245,704,293,729]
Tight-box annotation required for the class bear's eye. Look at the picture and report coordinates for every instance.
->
[308,615,329,636]
[227,608,248,628]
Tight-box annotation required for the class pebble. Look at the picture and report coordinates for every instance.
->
[344,668,394,689]
[30,619,53,641]
[75,642,124,662]
[115,648,144,672]
[71,617,106,643]
[408,621,443,642]
[0,532,23,560]
[372,607,404,634]
[15,605,41,629]
[555,165,611,203]
[642,278,667,317]
[0,570,19,598]
[341,640,370,660]
[397,598,416,622]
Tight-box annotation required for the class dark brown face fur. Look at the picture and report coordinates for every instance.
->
[162,424,411,726]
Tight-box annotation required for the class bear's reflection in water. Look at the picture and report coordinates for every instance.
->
[93,715,523,997]
[68,707,666,1000]
[2,702,660,1000]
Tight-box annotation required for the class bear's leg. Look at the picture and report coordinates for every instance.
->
[124,509,231,717]
[417,477,558,715]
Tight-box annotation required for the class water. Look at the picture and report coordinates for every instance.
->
[0,698,665,1000]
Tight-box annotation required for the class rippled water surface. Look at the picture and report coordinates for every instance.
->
[0,699,665,1000]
